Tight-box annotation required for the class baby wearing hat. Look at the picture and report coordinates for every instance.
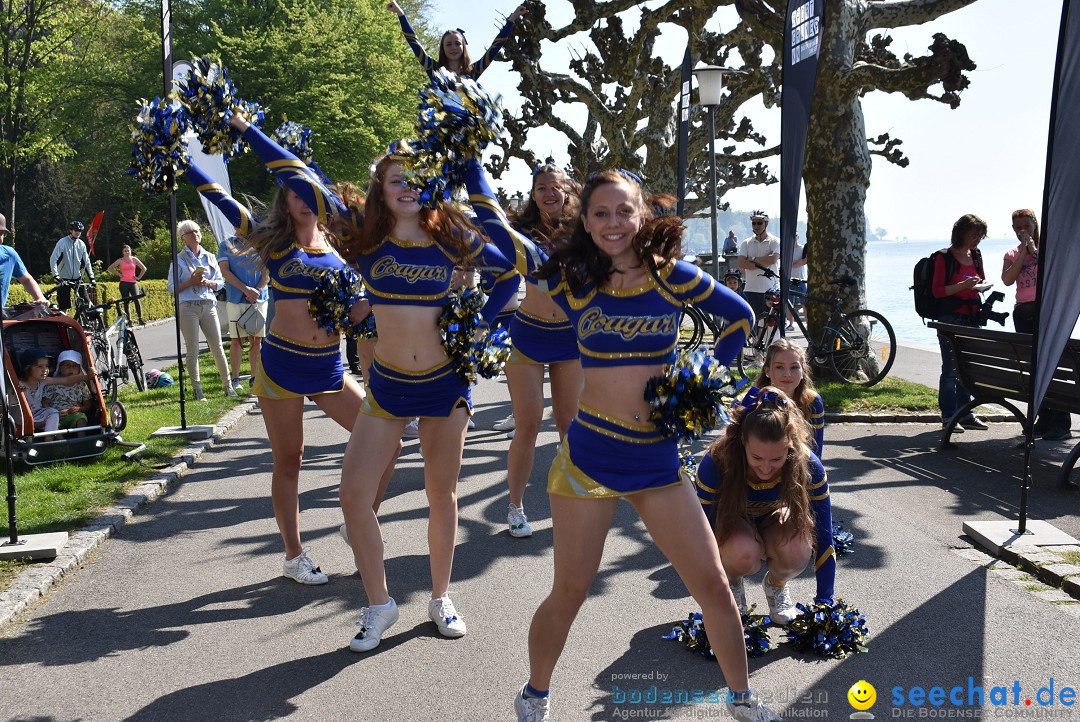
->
[46,349,93,431]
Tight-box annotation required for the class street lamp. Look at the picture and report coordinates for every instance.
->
[693,64,726,280]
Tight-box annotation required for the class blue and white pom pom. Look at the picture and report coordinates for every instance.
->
[273,119,314,161]
[439,287,510,385]
[405,68,504,208]
[175,57,265,161]
[354,312,378,340]
[308,267,364,336]
[128,97,191,193]
[662,609,773,659]
[785,599,870,659]
[644,348,738,442]
[833,522,855,557]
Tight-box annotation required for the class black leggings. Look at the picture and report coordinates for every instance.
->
[119,281,143,321]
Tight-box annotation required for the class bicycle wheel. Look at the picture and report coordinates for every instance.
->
[829,309,896,386]
[736,313,780,379]
[679,306,705,351]
[125,330,147,391]
[91,335,111,381]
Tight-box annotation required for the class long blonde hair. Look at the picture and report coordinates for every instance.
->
[708,386,815,546]
[753,338,819,421]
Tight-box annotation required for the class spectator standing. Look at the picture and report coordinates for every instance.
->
[0,213,48,307]
[788,232,808,330]
[105,245,147,324]
[218,235,269,393]
[737,210,780,318]
[167,220,236,401]
[1002,208,1070,440]
[49,220,95,312]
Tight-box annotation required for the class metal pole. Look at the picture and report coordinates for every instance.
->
[708,106,719,280]
[161,0,186,428]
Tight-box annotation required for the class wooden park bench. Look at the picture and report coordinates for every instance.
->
[929,322,1079,488]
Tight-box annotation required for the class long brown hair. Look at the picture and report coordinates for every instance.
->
[708,386,814,546]
[511,164,579,246]
[1011,208,1040,245]
[536,170,684,295]
[752,339,819,421]
[438,30,474,75]
[336,154,482,263]
[243,188,301,270]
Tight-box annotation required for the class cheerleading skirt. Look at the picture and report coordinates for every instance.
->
[493,306,516,335]
[508,309,579,365]
[548,404,681,498]
[253,331,344,400]
[362,356,472,419]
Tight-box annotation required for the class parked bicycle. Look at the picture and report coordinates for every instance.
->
[738,265,896,386]
[92,295,147,401]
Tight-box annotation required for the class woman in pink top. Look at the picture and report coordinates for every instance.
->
[1002,209,1071,439]
[106,245,147,324]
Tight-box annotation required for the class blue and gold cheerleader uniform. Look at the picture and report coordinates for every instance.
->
[502,226,579,366]
[464,159,755,498]
[396,12,518,80]
[185,161,353,400]
[695,451,836,603]
[807,392,825,458]
[237,126,519,419]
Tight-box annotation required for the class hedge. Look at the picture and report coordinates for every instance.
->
[8,280,178,324]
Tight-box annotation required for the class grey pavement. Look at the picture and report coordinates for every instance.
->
[1,331,1078,721]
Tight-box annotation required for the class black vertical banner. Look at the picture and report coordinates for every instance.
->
[779,0,825,328]
[676,46,692,218]
[1033,0,1080,421]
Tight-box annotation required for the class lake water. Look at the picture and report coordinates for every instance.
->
[863,239,1080,346]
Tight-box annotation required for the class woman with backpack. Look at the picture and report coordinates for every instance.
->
[932,213,990,434]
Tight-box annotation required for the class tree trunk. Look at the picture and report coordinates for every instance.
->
[804,0,870,340]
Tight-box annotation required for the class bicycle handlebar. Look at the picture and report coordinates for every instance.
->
[751,261,855,289]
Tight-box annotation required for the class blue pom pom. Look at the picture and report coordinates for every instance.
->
[175,57,266,161]
[785,599,870,659]
[128,97,192,193]
[644,349,738,442]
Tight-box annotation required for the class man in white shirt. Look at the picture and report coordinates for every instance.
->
[737,210,780,318]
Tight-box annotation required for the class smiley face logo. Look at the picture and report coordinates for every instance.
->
[848,680,876,711]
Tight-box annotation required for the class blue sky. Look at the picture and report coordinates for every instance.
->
[425,0,1061,241]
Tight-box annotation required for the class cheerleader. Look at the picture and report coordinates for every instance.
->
[387,1,526,79]
[752,339,825,456]
[182,156,373,587]
[466,164,775,722]
[695,387,835,627]
[498,163,581,538]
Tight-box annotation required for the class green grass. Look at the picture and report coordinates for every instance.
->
[816,377,939,413]
[1058,550,1080,567]
[1,354,252,578]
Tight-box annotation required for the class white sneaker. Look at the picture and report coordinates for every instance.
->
[508,504,533,538]
[762,572,797,625]
[730,576,748,615]
[428,595,467,637]
[225,382,238,398]
[467,417,476,429]
[282,548,328,585]
[339,523,350,546]
[350,599,399,652]
[726,693,781,722]
[515,686,551,722]
[192,383,207,402]
[494,413,516,432]
[403,418,420,438]
[506,428,516,439]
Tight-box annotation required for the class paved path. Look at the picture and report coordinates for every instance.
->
[1,354,1078,720]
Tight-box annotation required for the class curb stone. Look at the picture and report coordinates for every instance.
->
[0,398,258,631]
[962,539,1080,604]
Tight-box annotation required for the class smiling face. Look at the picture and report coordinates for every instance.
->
[581,179,643,265]
[743,435,789,482]
[441,31,464,63]
[766,349,804,398]
[532,172,567,221]
[847,681,877,711]
[284,188,314,228]
[380,161,420,220]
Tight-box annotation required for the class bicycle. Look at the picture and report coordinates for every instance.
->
[92,295,148,400]
[739,265,896,386]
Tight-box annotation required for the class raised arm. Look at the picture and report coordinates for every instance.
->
[186,163,256,236]
[470,6,525,77]
[230,114,349,225]
[461,234,518,326]
[392,3,438,74]
[463,159,550,281]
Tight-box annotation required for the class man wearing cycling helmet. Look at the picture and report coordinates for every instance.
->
[49,220,95,312]
[737,210,780,318]
[0,213,48,307]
